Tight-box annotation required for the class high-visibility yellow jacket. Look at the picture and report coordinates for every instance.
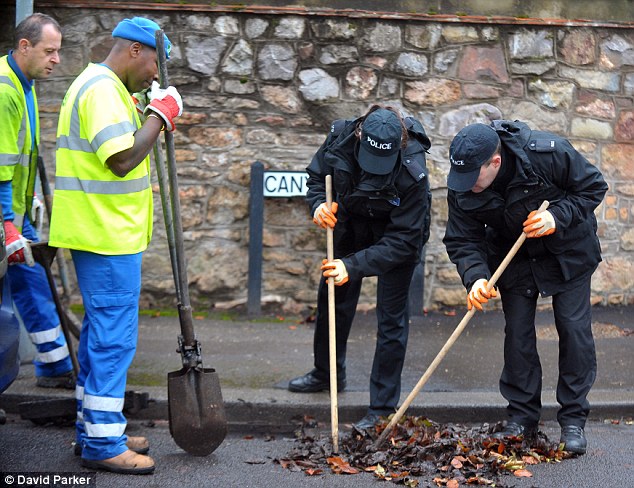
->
[0,55,39,228]
[49,63,153,255]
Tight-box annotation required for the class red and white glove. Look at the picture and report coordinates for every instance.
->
[313,202,338,229]
[4,220,34,266]
[523,209,556,238]
[145,81,183,132]
[321,258,349,286]
[467,278,497,312]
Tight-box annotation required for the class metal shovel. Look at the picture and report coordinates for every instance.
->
[154,31,227,456]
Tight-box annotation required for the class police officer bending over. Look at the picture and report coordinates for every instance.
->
[288,105,432,432]
[443,121,607,455]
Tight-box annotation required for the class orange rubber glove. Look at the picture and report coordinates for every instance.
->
[321,258,348,285]
[313,202,338,229]
[467,278,497,312]
[523,209,556,238]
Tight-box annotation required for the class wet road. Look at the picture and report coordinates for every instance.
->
[0,414,632,488]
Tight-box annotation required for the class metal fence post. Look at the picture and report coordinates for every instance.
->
[247,162,264,316]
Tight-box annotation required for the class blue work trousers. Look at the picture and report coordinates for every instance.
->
[8,217,72,377]
[72,250,142,461]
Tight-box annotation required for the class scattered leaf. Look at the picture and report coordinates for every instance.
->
[288,325,297,330]
[522,455,539,465]
[327,456,360,474]
[514,469,533,478]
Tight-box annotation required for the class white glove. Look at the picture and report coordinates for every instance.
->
[32,194,45,234]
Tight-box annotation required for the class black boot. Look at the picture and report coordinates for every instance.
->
[288,370,346,393]
[560,425,587,455]
[492,421,537,440]
[352,413,381,433]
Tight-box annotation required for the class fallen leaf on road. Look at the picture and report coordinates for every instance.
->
[514,469,533,477]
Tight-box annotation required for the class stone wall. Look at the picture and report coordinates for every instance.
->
[2,5,633,313]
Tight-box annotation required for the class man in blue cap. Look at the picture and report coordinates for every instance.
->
[49,17,182,474]
[443,121,608,455]
[288,105,432,433]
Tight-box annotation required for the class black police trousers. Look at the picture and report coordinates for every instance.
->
[312,261,416,416]
[499,277,596,428]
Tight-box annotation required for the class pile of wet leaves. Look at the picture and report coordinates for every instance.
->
[274,415,575,487]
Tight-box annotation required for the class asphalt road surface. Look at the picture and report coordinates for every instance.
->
[0,414,632,487]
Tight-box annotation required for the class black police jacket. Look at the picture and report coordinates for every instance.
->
[443,120,608,297]
[306,116,432,282]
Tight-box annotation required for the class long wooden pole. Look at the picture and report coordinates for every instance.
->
[373,201,550,449]
[325,175,339,452]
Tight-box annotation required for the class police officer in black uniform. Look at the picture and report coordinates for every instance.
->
[288,105,432,431]
[443,121,608,454]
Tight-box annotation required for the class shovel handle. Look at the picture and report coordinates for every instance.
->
[30,242,80,376]
[155,32,196,352]
[325,175,339,452]
[373,201,549,449]
[37,158,75,304]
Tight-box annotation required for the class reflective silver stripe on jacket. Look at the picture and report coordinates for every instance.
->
[0,152,27,167]
[55,175,149,194]
[0,75,28,166]
[56,73,137,153]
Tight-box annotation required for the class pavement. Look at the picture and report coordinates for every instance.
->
[1,304,633,433]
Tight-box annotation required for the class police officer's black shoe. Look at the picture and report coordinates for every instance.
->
[560,425,587,455]
[288,370,346,393]
[352,413,382,434]
[492,421,537,440]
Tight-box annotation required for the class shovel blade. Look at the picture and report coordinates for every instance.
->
[168,367,227,456]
